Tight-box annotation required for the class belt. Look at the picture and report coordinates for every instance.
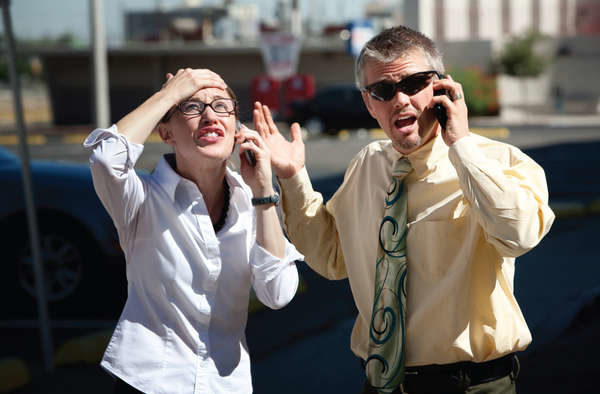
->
[401,353,519,394]
[360,354,518,394]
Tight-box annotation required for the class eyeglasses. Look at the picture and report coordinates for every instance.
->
[178,98,236,116]
[162,98,237,122]
[362,70,442,101]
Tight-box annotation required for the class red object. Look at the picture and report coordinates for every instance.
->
[283,74,316,117]
[251,75,281,115]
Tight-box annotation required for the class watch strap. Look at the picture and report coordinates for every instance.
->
[251,193,280,206]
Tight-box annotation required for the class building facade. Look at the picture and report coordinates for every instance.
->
[402,0,600,115]
[403,0,588,47]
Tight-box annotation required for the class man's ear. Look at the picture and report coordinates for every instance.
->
[361,90,377,119]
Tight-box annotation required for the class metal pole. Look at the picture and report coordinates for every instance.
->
[0,0,53,371]
[290,0,302,37]
[90,0,110,128]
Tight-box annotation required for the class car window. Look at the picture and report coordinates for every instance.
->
[316,87,360,110]
[316,89,340,103]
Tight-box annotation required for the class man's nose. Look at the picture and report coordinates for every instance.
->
[391,88,411,108]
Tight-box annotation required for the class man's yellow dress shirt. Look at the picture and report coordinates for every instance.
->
[278,132,555,366]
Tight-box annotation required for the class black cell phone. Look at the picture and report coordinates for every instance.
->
[237,120,257,166]
[433,75,448,130]
[244,149,256,166]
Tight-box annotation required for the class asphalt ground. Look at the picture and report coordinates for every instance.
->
[3,216,599,394]
[1,119,599,393]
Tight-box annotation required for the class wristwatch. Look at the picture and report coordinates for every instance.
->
[251,192,280,206]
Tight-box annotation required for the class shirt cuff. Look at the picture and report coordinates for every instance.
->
[277,166,314,208]
[83,124,145,171]
[250,240,303,283]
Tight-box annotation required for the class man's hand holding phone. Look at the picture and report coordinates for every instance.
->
[431,74,470,146]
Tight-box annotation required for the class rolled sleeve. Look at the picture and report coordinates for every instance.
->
[250,240,302,310]
[83,125,146,232]
[250,240,303,282]
[84,125,144,176]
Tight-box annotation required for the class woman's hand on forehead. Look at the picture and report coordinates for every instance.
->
[162,68,227,106]
[187,88,230,102]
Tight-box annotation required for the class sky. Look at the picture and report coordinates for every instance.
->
[1,0,372,45]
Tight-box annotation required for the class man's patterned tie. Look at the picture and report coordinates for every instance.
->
[366,157,412,393]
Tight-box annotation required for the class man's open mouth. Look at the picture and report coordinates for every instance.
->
[394,116,416,129]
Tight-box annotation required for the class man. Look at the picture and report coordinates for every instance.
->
[254,26,554,394]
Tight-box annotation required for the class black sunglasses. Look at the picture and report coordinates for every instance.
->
[362,70,442,101]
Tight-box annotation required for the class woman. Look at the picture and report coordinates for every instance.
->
[83,68,302,393]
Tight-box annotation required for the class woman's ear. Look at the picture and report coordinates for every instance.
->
[157,124,174,145]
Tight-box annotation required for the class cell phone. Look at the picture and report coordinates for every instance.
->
[244,149,256,167]
[433,75,448,130]
[237,120,257,166]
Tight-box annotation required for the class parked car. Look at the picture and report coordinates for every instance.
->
[0,146,126,320]
[287,84,380,134]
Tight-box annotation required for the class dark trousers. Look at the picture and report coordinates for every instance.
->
[113,377,144,394]
[361,354,520,394]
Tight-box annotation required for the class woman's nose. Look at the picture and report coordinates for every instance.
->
[200,105,218,123]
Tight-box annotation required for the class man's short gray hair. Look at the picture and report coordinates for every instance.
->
[355,25,445,89]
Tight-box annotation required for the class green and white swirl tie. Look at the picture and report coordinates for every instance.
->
[366,157,412,393]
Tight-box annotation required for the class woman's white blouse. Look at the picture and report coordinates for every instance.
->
[84,125,302,394]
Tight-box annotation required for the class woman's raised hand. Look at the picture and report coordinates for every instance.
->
[116,68,227,145]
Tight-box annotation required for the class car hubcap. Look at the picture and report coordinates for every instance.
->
[17,234,83,302]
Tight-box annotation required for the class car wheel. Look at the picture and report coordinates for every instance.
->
[3,214,124,320]
[304,117,324,135]
[17,232,84,303]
